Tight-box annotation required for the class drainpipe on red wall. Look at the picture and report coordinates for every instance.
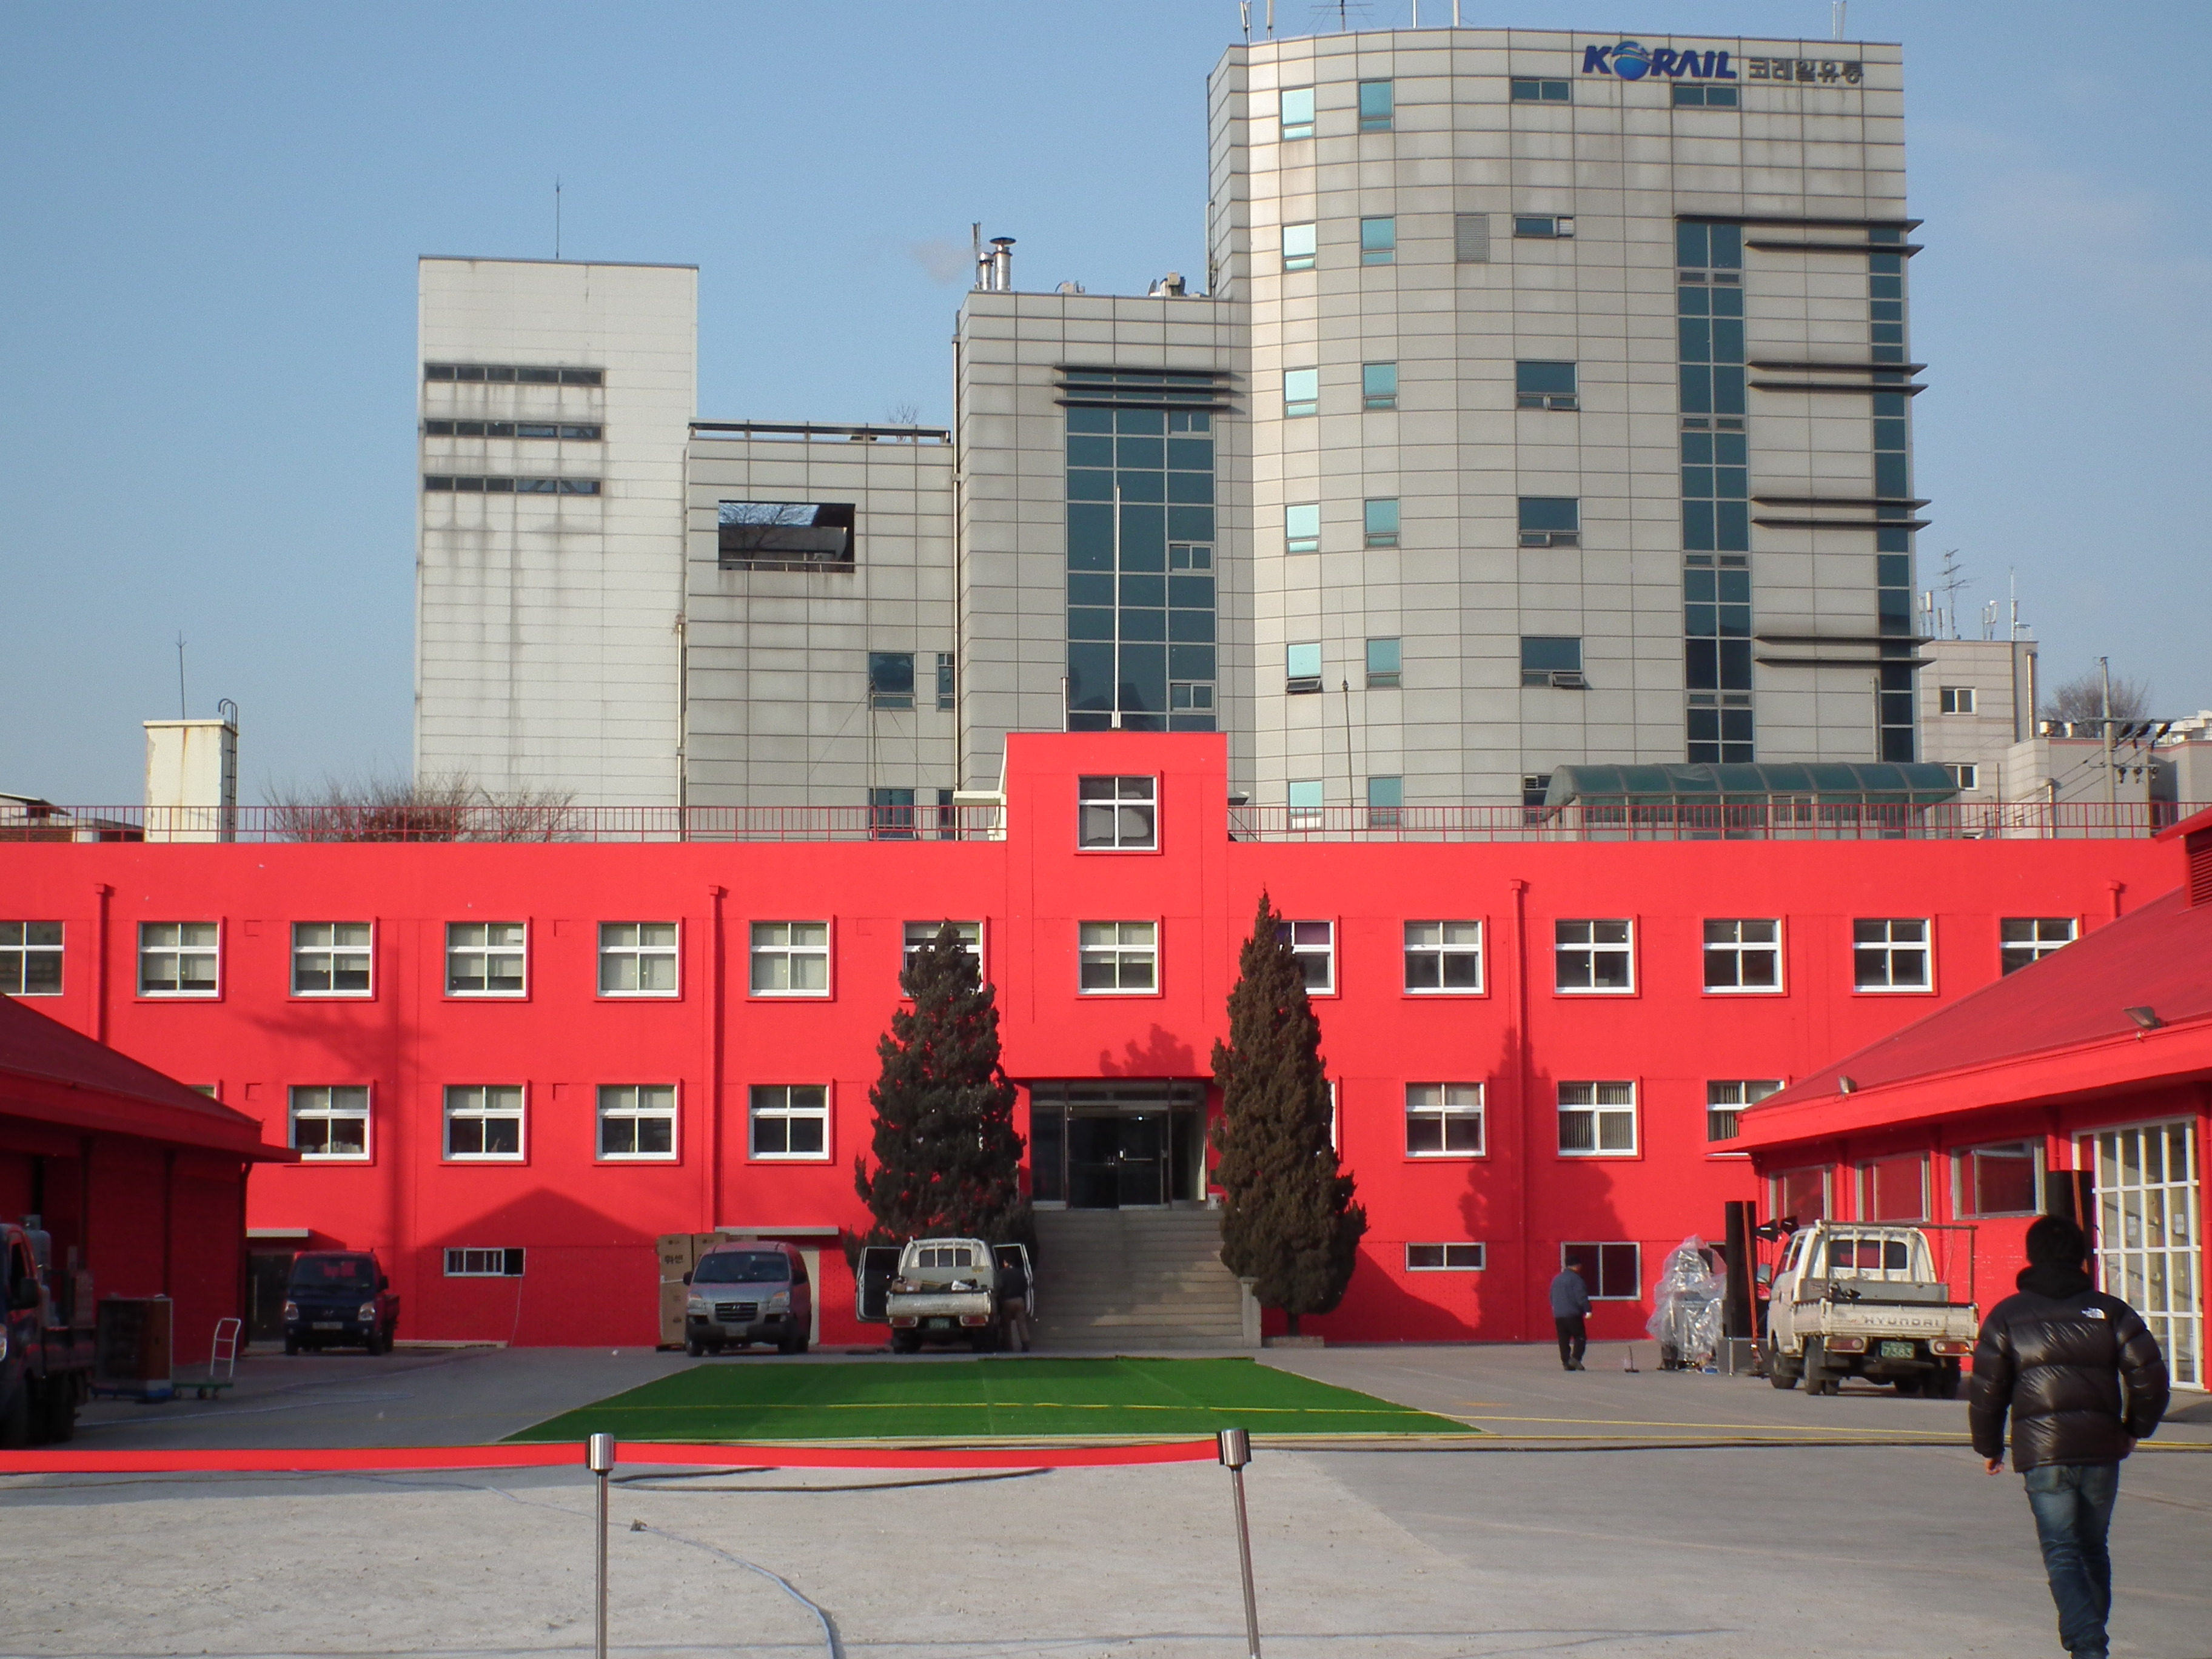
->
[705,885,726,1230]
[2108,879,2126,920]
[1510,877,1530,1344]
[91,883,112,1043]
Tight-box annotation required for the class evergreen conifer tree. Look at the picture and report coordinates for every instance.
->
[1210,892,1367,1334]
[853,922,1033,1252]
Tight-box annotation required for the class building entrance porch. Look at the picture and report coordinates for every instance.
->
[1028,1081,1207,1208]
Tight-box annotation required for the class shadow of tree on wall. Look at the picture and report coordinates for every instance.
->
[1094,1024,1199,1078]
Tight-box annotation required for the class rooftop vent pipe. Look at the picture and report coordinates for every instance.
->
[973,229,1016,292]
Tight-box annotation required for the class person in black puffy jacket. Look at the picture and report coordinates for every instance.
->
[1968,1213,2169,1659]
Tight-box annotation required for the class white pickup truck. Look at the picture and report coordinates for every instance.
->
[866,1238,1034,1354]
[1765,1221,1977,1398]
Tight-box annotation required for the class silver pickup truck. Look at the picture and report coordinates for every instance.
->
[1765,1221,1977,1397]
[857,1238,1033,1354]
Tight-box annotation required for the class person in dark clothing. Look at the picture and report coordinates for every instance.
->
[1550,1257,1592,1370]
[1968,1214,2169,1659]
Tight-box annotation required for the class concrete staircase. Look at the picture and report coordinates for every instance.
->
[1030,1208,1249,1351]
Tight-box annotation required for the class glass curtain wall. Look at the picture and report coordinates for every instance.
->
[1064,377,1219,732]
[1677,221,1754,762]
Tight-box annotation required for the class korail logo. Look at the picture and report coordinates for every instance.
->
[1582,41,1738,81]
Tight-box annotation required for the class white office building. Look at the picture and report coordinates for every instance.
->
[417,27,1930,813]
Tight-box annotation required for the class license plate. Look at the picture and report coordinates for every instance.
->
[1879,1340,1915,1359]
[311,1322,344,1331]
[928,1318,952,1330]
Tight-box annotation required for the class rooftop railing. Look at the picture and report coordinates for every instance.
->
[1,799,2196,846]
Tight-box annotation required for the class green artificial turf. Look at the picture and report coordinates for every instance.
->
[509,1356,1472,1443]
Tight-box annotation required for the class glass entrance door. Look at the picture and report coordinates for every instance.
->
[1065,1112,1165,1208]
[1029,1081,1206,1207]
[2079,1121,2201,1388]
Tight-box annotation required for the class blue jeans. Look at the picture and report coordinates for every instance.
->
[2023,1461,2120,1657]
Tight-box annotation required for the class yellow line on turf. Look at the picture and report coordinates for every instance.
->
[574,1401,1437,1416]
[1454,1413,1950,1436]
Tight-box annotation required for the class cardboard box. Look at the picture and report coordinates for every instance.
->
[659,1278,689,1350]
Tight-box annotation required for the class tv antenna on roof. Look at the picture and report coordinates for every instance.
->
[554,176,562,261]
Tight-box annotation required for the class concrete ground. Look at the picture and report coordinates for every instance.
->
[4,1342,2207,1659]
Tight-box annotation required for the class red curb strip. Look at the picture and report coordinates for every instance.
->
[0,1438,1221,1476]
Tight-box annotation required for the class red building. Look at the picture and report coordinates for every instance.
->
[0,994,292,1359]
[0,735,2177,1349]
[1737,806,2211,1390]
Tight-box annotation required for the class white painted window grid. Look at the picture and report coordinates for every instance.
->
[600,922,680,996]
[1939,685,1976,714]
[2000,916,2076,975]
[597,1084,678,1160]
[443,1084,526,1160]
[1705,1079,1780,1144]
[139,921,220,996]
[0,922,62,996]
[289,1085,370,1160]
[1077,775,1157,850]
[751,921,831,996]
[1702,917,1781,992]
[1558,1081,1637,1155]
[1406,1082,1484,1156]
[1852,917,1930,991]
[750,1084,830,1159]
[293,922,373,996]
[1555,918,1633,993]
[1406,1242,1485,1271]
[446,921,526,996]
[1078,921,1158,993]
[1276,919,1334,993]
[1404,920,1483,993]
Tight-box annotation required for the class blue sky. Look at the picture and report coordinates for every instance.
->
[2,1,2206,803]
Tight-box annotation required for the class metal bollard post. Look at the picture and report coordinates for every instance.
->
[587,1433,615,1659]
[1218,1427,1261,1659]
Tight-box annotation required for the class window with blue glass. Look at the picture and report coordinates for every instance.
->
[1678,219,1753,762]
[1064,404,1216,734]
[1672,82,1738,107]
[1515,360,1577,411]
[1282,221,1316,273]
[1360,217,1397,266]
[1357,79,1393,132]
[1362,361,1398,411]
[1366,776,1404,827]
[1520,636,1583,687]
[1284,367,1319,418]
[1286,641,1322,695]
[1364,498,1399,548]
[1366,637,1401,688]
[1285,501,1321,554]
[1280,85,1315,141]
[1517,497,1579,549]
[1870,227,1917,761]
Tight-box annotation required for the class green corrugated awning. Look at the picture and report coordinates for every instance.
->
[1543,762,1959,808]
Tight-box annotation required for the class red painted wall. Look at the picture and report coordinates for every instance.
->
[0,734,2174,1347]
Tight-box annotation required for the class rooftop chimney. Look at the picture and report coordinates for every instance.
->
[144,702,238,842]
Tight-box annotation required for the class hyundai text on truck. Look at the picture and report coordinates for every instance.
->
[1764,1221,1977,1397]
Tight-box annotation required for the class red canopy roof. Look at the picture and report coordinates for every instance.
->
[1737,879,2212,1151]
[0,994,293,1159]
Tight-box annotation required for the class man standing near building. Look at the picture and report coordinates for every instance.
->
[1968,1215,2168,1659]
[1550,1255,1591,1371]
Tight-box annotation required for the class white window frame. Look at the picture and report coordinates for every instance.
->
[749,1083,831,1162]
[1403,919,1483,994]
[1938,685,1976,714]
[1956,1141,2042,1219]
[289,1085,371,1161]
[1943,763,1979,791]
[1406,1242,1486,1272]
[1856,1152,1929,1222]
[0,922,64,996]
[1558,1081,1637,1156]
[138,920,220,997]
[443,1084,526,1162]
[1077,775,1158,850]
[444,1247,524,1277]
[1852,917,1931,993]
[749,920,831,997]
[1555,918,1634,994]
[596,1084,679,1161]
[598,922,680,997]
[1277,919,1335,994]
[446,921,527,997]
[291,921,374,998]
[1704,1079,1779,1145]
[1078,920,1159,994]
[2000,916,2076,975]
[1701,917,1782,994]
[1405,1083,1485,1158]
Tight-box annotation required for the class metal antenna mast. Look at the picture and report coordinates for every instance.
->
[554,178,562,260]
[175,632,188,718]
